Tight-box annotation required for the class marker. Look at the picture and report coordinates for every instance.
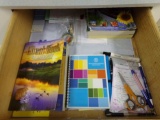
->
[105,109,155,117]
[110,53,140,62]
[138,63,153,107]
[102,52,140,63]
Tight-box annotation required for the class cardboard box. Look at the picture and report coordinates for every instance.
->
[0,8,160,119]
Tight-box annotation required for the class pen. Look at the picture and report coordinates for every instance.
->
[130,69,153,109]
[103,52,113,99]
[111,53,140,62]
[108,58,113,99]
[138,63,153,107]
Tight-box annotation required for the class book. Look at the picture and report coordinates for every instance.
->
[66,55,110,109]
[8,39,64,111]
[86,8,136,39]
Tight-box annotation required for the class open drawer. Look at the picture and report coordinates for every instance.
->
[0,8,160,119]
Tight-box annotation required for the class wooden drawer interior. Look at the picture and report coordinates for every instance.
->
[0,8,160,119]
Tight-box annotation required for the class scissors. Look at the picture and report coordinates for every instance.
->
[118,72,146,110]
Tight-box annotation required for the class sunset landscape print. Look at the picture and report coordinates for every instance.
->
[9,39,64,110]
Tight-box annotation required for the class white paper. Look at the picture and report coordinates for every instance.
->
[29,22,68,42]
[110,63,145,113]
[29,15,134,56]
[69,38,134,56]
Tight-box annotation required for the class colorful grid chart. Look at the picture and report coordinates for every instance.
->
[67,55,110,108]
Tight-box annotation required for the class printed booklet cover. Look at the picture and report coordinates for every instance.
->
[9,39,64,111]
[87,8,136,31]
[67,55,110,109]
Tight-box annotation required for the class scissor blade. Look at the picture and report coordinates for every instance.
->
[118,72,127,84]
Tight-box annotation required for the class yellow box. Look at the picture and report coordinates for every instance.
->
[12,111,49,117]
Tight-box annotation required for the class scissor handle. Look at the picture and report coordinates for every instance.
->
[126,95,146,110]
[135,95,146,107]
[126,98,136,110]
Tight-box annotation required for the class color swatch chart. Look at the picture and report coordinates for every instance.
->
[67,55,110,108]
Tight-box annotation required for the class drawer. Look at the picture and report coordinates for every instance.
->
[0,8,160,119]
